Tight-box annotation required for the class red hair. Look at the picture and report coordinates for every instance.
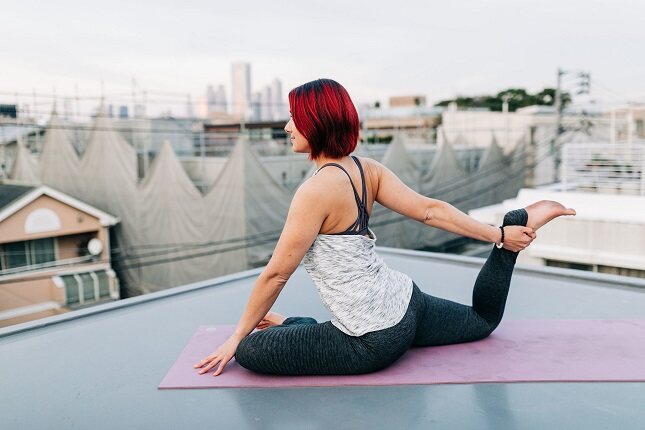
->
[288,79,359,160]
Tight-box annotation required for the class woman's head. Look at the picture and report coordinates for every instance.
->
[284,79,359,160]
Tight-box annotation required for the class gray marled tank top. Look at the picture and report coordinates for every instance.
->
[302,157,413,336]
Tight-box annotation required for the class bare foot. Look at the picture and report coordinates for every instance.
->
[524,200,576,231]
[256,311,287,330]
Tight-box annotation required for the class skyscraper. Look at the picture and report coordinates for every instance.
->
[206,84,227,114]
[260,86,272,121]
[231,62,251,120]
[271,78,285,120]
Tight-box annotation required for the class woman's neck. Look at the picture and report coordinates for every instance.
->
[314,154,348,169]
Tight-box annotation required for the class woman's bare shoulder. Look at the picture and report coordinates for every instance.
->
[294,171,333,203]
[354,155,383,174]
[353,155,383,192]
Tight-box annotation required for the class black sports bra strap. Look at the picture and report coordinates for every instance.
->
[316,162,362,204]
[350,156,367,205]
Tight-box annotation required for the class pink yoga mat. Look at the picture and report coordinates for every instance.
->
[158,319,645,389]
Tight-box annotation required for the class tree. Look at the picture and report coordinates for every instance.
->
[434,87,570,112]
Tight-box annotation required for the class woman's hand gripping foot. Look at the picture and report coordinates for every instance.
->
[500,201,575,252]
[525,200,576,231]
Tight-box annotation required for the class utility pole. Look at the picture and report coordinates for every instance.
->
[552,68,565,182]
[551,68,591,182]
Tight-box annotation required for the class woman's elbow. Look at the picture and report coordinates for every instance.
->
[258,268,290,290]
[421,198,443,226]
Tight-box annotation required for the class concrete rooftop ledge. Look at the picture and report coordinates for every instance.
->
[2,247,644,339]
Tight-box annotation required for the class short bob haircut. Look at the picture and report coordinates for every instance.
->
[288,79,359,160]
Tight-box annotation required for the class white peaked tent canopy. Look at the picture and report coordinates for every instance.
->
[379,134,419,185]
[9,140,40,184]
[204,137,291,277]
[418,139,469,248]
[371,134,422,249]
[421,138,468,204]
[467,135,508,210]
[79,105,141,294]
[504,134,528,199]
[39,111,81,197]
[138,141,209,292]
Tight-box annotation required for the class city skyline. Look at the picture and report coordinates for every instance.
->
[3,0,644,110]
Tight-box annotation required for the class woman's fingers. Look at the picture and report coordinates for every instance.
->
[199,357,222,374]
[194,353,216,368]
[213,357,232,376]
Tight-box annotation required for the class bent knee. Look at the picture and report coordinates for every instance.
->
[235,335,260,370]
[475,323,498,341]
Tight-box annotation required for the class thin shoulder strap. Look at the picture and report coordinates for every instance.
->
[315,162,363,204]
[350,155,367,206]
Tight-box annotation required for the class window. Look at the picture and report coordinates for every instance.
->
[636,119,644,138]
[32,238,56,265]
[56,269,115,306]
[545,260,593,271]
[97,270,111,297]
[4,241,27,269]
[0,238,57,271]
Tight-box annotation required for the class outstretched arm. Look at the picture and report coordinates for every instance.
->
[194,181,327,376]
[373,160,534,245]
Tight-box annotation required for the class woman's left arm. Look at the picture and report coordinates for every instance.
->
[426,199,535,249]
[195,181,327,376]
[373,160,534,248]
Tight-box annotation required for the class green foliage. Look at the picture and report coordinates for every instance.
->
[435,88,571,112]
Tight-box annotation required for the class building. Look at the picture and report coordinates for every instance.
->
[270,78,285,120]
[0,184,120,327]
[231,62,252,120]
[470,141,645,279]
[0,104,17,118]
[361,103,443,142]
[390,95,426,107]
[206,84,227,114]
[1,247,644,427]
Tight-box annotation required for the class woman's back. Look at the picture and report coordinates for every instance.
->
[313,155,372,236]
[302,155,414,337]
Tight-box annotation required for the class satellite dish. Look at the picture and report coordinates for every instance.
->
[87,238,103,256]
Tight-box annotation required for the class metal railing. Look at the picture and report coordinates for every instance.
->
[561,141,645,195]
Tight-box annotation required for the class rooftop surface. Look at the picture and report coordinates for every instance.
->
[0,183,34,210]
[2,248,645,429]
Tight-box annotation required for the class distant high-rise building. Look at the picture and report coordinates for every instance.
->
[133,104,146,118]
[270,78,285,120]
[260,86,273,121]
[207,84,227,114]
[185,94,194,119]
[206,85,216,112]
[118,105,129,119]
[250,92,262,122]
[231,62,251,119]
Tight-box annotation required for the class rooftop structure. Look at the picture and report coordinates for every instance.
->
[0,184,120,327]
[1,248,644,428]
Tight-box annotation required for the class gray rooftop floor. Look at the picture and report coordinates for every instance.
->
[2,248,645,430]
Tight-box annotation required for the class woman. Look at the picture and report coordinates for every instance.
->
[194,79,576,377]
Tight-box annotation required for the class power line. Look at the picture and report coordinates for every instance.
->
[110,125,581,269]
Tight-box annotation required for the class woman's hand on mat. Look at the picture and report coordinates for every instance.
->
[194,335,241,376]
[502,225,535,252]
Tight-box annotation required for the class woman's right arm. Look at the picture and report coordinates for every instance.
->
[194,179,329,376]
[373,160,534,250]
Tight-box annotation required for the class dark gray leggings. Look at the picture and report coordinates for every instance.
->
[235,208,528,376]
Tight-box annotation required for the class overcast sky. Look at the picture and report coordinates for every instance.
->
[2,0,644,114]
